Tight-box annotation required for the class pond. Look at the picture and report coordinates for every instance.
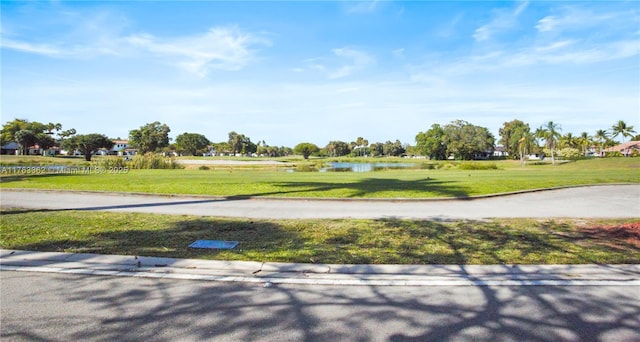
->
[322,162,418,172]
[287,162,418,172]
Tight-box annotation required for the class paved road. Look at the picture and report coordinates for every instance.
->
[1,185,639,219]
[2,271,639,342]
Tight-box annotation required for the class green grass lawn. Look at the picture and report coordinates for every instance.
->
[1,157,638,198]
[2,157,637,265]
[1,209,637,264]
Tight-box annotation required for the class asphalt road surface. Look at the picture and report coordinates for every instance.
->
[2,271,639,342]
[2,186,639,341]
[1,185,639,219]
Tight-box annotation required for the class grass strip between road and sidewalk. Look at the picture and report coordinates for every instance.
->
[1,208,638,265]
[1,158,639,199]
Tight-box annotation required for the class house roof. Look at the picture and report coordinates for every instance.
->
[604,141,640,153]
[1,142,19,149]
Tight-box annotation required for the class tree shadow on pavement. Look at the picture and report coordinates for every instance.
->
[1,270,639,341]
[271,177,470,198]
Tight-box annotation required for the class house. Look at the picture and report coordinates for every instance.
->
[111,140,130,155]
[1,142,19,155]
[603,141,640,156]
[493,145,508,158]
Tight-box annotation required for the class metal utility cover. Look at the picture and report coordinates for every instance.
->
[189,240,239,249]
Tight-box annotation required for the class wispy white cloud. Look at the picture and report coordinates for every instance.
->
[328,48,375,79]
[1,38,63,56]
[536,6,637,33]
[344,0,381,14]
[473,1,529,42]
[303,48,375,79]
[2,23,270,77]
[125,27,270,77]
[392,48,405,59]
[410,36,638,81]
[534,40,574,52]
[1,6,128,58]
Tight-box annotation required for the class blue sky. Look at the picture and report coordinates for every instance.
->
[2,1,639,147]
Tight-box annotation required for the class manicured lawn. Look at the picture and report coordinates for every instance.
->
[1,158,638,198]
[1,209,637,264]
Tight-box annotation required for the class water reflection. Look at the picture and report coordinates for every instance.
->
[321,162,417,172]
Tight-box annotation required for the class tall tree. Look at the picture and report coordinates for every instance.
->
[611,120,636,144]
[1,119,47,145]
[45,122,62,135]
[539,121,562,165]
[415,124,447,160]
[61,134,114,161]
[36,133,57,155]
[175,133,210,156]
[559,132,577,149]
[59,128,77,140]
[227,131,256,155]
[499,119,531,160]
[293,142,319,159]
[594,129,609,156]
[369,142,384,157]
[14,130,37,155]
[517,131,535,165]
[382,140,405,157]
[129,122,171,154]
[442,120,495,160]
[578,132,591,157]
[326,141,351,157]
[351,137,369,157]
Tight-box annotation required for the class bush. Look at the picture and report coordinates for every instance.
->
[198,165,210,170]
[96,157,128,169]
[458,162,498,170]
[129,153,183,169]
[605,151,624,158]
[96,154,183,170]
[556,148,582,160]
[419,163,437,170]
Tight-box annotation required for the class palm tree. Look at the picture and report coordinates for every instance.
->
[518,131,534,166]
[540,121,562,165]
[611,120,636,144]
[578,132,591,157]
[559,132,577,149]
[594,129,609,156]
[611,120,637,156]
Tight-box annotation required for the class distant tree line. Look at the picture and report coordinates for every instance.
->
[1,117,637,161]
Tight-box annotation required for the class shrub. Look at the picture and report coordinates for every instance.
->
[458,162,498,170]
[129,153,183,169]
[420,163,436,170]
[96,157,128,169]
[556,148,582,160]
[95,154,183,169]
[605,151,624,158]
[198,165,210,170]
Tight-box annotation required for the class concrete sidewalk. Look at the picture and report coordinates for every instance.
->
[2,249,639,286]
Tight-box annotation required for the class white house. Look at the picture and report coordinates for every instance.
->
[111,140,129,155]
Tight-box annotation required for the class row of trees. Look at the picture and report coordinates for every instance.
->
[497,119,637,164]
[415,120,494,161]
[300,119,636,161]
[0,119,292,161]
[1,118,637,161]
[0,119,77,156]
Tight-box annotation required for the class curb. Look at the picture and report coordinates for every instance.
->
[2,250,639,287]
